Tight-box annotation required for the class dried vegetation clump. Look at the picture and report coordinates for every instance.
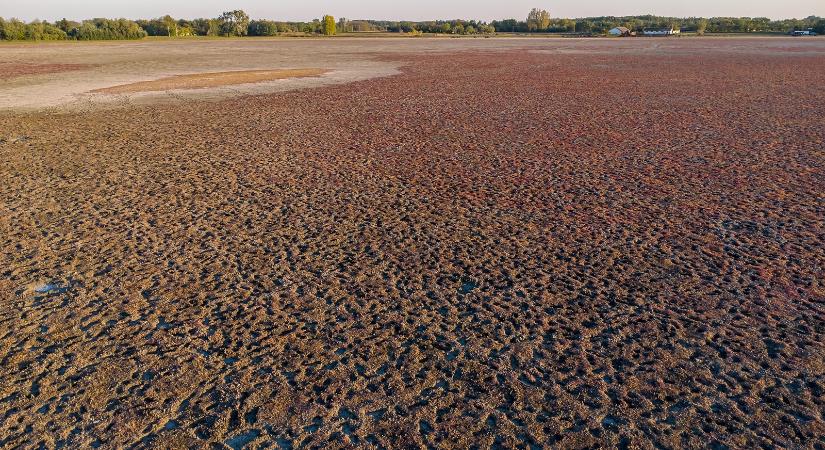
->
[0,40,823,449]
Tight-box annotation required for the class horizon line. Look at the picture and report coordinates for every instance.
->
[5,12,823,23]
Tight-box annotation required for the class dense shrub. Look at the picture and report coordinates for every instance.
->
[1,18,68,40]
[0,17,27,40]
[69,18,147,40]
[24,21,68,40]
[191,18,221,36]
[137,16,195,37]
[248,20,279,36]
[55,18,81,34]
[378,20,495,35]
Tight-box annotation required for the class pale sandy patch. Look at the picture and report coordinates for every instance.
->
[90,68,329,94]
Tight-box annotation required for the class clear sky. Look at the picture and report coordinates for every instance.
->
[3,0,823,22]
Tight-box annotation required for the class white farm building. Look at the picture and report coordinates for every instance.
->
[643,27,681,36]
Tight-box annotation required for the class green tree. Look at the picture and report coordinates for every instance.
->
[399,21,416,33]
[696,18,708,35]
[337,17,349,33]
[0,17,26,40]
[162,15,177,36]
[70,18,146,40]
[137,17,176,36]
[527,8,551,31]
[55,18,79,33]
[495,19,522,32]
[219,10,249,36]
[23,20,68,40]
[195,18,221,36]
[481,24,496,34]
[322,15,336,35]
[248,20,279,36]
[575,20,593,33]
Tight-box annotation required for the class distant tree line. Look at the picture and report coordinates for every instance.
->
[137,11,256,37]
[2,9,824,41]
[361,11,824,35]
[0,17,147,40]
[0,10,335,41]
[356,19,496,35]
[489,13,825,35]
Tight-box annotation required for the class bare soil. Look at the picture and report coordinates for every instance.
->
[0,37,823,449]
[0,62,95,81]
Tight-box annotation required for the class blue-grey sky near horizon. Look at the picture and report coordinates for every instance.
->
[2,0,822,22]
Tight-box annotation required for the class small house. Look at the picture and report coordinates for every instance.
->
[608,27,632,37]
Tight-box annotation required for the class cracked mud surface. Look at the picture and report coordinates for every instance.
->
[0,38,824,449]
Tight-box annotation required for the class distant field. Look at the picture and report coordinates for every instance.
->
[0,37,823,449]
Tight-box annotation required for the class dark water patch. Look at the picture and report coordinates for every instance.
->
[339,407,357,420]
[34,281,71,296]
[459,280,478,295]
[303,416,323,433]
[225,429,261,450]
[419,420,433,435]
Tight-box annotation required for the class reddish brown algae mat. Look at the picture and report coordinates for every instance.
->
[0,39,823,449]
